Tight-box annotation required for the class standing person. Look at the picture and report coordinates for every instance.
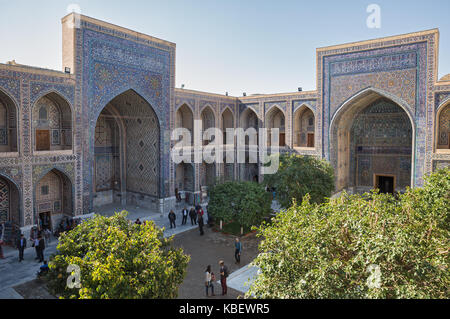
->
[205,265,215,297]
[44,228,51,245]
[219,260,229,296]
[33,235,40,261]
[206,205,213,226]
[168,210,176,229]
[234,237,242,264]
[197,206,204,219]
[181,207,188,225]
[17,234,27,262]
[189,207,197,225]
[198,214,204,236]
[0,222,5,259]
[37,234,45,263]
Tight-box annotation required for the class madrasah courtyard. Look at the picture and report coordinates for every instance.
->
[0,11,449,299]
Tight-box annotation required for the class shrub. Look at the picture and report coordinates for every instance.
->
[247,168,449,299]
[47,211,190,299]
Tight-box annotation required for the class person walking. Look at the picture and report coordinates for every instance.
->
[219,260,229,296]
[205,265,215,297]
[168,210,176,229]
[234,237,242,264]
[189,207,197,225]
[181,207,188,225]
[17,234,27,262]
[37,234,45,263]
[198,214,204,236]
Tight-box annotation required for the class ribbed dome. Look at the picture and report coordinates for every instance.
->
[439,74,450,82]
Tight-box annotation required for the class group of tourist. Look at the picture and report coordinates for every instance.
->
[204,260,230,297]
[168,205,210,236]
[54,217,79,237]
[0,222,47,264]
[20,229,46,263]
[204,238,243,298]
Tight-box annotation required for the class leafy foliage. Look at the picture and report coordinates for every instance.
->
[47,211,190,299]
[208,181,272,228]
[247,168,450,299]
[264,153,334,208]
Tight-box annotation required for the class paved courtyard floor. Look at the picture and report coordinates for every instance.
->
[0,203,262,299]
[173,227,260,299]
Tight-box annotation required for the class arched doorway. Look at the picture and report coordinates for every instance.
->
[330,91,414,194]
[240,107,259,147]
[32,92,72,152]
[35,169,73,232]
[201,161,216,187]
[175,162,195,204]
[93,89,160,209]
[436,101,450,151]
[201,106,216,146]
[293,105,315,148]
[0,89,18,153]
[0,175,20,245]
[175,104,194,147]
[266,106,286,147]
[221,108,234,145]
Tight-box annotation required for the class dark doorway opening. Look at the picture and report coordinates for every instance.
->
[376,175,395,194]
[39,212,52,231]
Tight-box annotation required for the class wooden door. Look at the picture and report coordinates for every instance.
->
[279,133,285,147]
[307,133,315,147]
[36,130,50,151]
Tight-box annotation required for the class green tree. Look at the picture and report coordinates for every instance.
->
[47,211,190,299]
[247,168,450,299]
[264,153,334,208]
[208,181,272,229]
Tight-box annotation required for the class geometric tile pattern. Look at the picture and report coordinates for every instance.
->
[0,15,448,229]
[438,105,450,146]
[0,177,9,223]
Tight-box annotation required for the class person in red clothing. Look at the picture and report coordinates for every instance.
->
[197,206,204,218]
[219,260,229,295]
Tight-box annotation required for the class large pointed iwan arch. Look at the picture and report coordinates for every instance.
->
[329,88,415,192]
[91,89,161,210]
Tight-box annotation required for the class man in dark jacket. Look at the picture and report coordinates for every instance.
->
[168,210,176,229]
[219,260,229,295]
[198,214,204,236]
[37,234,45,263]
[189,207,197,225]
[17,234,27,262]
